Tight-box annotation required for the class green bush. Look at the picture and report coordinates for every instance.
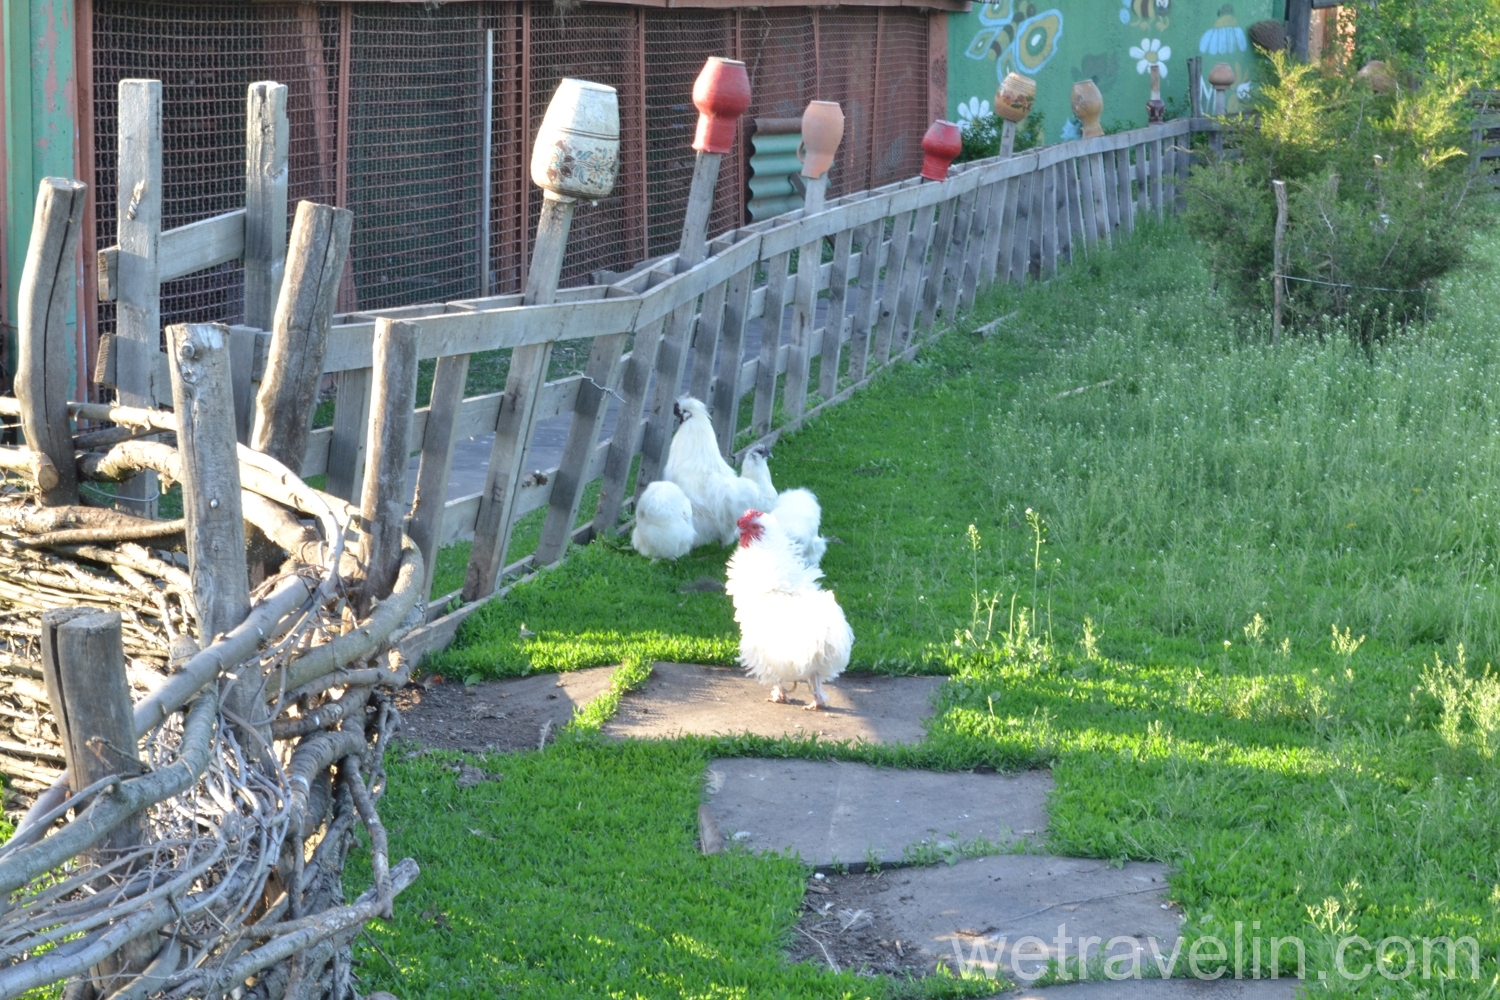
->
[1184,52,1482,343]
[956,111,1044,163]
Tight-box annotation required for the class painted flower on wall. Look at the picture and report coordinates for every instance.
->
[964,1,1064,80]
[1237,82,1252,100]
[1199,4,1248,55]
[1130,38,1171,77]
[957,96,993,126]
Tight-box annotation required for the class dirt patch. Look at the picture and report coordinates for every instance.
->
[393,666,616,753]
[788,869,943,978]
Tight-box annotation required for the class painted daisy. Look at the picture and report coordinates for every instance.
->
[957,96,993,127]
[1129,38,1171,77]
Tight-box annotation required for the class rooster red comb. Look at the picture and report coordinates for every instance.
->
[736,509,766,547]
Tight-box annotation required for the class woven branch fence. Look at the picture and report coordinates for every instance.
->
[0,58,1214,997]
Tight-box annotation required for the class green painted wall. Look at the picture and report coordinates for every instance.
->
[948,0,1276,143]
[3,0,78,381]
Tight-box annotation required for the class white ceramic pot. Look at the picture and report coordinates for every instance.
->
[531,79,621,201]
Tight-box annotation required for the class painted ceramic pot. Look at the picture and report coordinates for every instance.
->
[995,72,1036,123]
[531,78,620,201]
[919,120,963,180]
[798,101,845,179]
[1071,80,1104,139]
[692,57,751,154]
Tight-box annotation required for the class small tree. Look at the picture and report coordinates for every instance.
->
[1185,53,1481,343]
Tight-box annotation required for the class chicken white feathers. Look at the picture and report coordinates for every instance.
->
[663,397,760,546]
[725,509,852,709]
[631,480,695,560]
[739,445,828,567]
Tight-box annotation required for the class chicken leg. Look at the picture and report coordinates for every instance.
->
[768,680,798,704]
[805,676,829,711]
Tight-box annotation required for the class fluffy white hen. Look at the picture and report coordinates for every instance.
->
[631,480,695,560]
[725,508,852,709]
[663,397,762,546]
[739,445,828,567]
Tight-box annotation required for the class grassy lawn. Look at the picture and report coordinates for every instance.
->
[356,216,1500,997]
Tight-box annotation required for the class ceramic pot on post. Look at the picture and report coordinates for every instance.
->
[531,78,621,202]
[994,72,1036,123]
[692,57,751,154]
[1071,80,1104,139]
[1356,60,1397,94]
[1146,64,1165,124]
[798,101,845,180]
[919,120,963,180]
[1208,62,1235,115]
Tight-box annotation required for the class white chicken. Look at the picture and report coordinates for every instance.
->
[739,445,828,568]
[725,508,853,709]
[631,480,695,560]
[663,397,762,547]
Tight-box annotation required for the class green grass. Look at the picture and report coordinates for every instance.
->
[365,216,1500,996]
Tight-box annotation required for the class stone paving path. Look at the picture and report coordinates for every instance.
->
[398,663,1305,996]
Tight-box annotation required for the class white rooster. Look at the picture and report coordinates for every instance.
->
[739,445,828,568]
[663,397,762,547]
[631,480,695,560]
[725,508,852,709]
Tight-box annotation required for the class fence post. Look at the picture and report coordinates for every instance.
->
[1272,179,1288,344]
[250,201,353,471]
[709,262,756,456]
[360,319,420,612]
[783,172,833,421]
[818,227,856,402]
[408,352,471,598]
[17,178,86,506]
[245,82,290,332]
[113,80,162,519]
[40,607,156,980]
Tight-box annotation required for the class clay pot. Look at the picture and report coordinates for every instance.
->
[995,72,1036,123]
[1071,80,1104,139]
[1208,62,1236,92]
[1357,60,1397,95]
[692,57,751,154]
[919,120,963,180]
[531,78,620,201]
[1247,20,1286,54]
[798,101,845,179]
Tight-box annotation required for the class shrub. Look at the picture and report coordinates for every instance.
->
[956,111,1044,163]
[1184,52,1482,343]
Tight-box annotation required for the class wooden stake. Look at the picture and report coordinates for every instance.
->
[636,150,724,491]
[114,80,163,519]
[360,318,421,612]
[464,195,577,601]
[1272,179,1288,344]
[408,353,470,599]
[17,178,86,506]
[39,607,155,982]
[1000,119,1018,158]
[250,201,353,472]
[245,82,290,332]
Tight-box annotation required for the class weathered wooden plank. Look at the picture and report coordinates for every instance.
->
[1077,153,1099,251]
[957,181,994,314]
[1056,163,1075,264]
[227,325,259,445]
[711,263,756,456]
[1151,137,1165,220]
[1008,170,1033,285]
[96,209,247,302]
[918,196,959,333]
[871,210,915,363]
[325,367,372,501]
[244,82,289,331]
[935,189,975,327]
[250,200,353,473]
[1028,164,1046,279]
[1040,165,1058,279]
[844,221,885,383]
[783,226,828,421]
[114,79,163,519]
[408,352,470,599]
[750,250,792,435]
[977,177,1009,289]
[687,276,730,404]
[818,227,856,402]
[1116,145,1135,236]
[465,195,578,601]
[17,177,86,506]
[1134,142,1149,221]
[1102,149,1121,232]
[894,202,937,351]
[593,313,666,537]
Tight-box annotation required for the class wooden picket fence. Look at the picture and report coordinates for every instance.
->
[98,79,1211,666]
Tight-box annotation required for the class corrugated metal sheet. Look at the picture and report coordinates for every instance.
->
[747,118,801,222]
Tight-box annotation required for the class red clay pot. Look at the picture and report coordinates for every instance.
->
[693,57,752,154]
[920,120,962,181]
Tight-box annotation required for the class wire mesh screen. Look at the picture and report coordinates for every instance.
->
[87,1,933,343]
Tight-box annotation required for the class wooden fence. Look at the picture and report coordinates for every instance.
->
[100,79,1209,666]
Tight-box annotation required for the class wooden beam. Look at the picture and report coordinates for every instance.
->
[95,209,247,302]
[244,82,289,331]
[359,318,420,612]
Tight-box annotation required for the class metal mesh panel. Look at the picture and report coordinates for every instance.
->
[86,1,933,350]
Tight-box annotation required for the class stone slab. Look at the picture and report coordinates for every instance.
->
[880,854,1182,980]
[394,666,616,753]
[700,758,1051,866]
[604,663,943,744]
[1000,977,1302,1000]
